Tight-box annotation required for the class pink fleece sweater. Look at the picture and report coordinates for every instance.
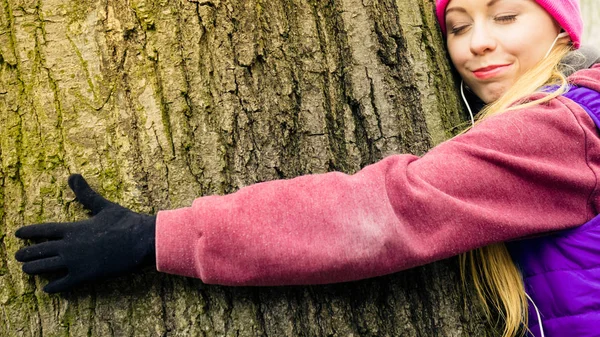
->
[156,65,600,286]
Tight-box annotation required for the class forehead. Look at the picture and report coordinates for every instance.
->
[446,0,526,13]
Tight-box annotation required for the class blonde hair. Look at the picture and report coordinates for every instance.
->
[459,40,575,337]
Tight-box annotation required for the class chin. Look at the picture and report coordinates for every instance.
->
[477,86,508,104]
[481,93,501,104]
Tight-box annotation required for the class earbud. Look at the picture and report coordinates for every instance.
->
[544,31,569,59]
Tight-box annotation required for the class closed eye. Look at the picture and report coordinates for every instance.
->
[450,24,470,35]
[495,14,517,23]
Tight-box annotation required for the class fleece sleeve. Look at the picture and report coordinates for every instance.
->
[155,96,599,286]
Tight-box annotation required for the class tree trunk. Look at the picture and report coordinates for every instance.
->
[0,0,492,336]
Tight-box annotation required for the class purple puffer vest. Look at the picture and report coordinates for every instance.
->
[507,86,600,337]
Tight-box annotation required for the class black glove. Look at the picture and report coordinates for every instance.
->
[15,174,156,294]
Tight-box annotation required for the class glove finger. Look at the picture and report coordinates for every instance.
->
[15,222,70,240]
[68,174,112,215]
[22,256,66,275]
[43,275,75,294]
[15,240,61,262]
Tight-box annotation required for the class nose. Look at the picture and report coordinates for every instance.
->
[469,24,497,55]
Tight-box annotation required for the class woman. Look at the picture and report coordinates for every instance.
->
[14,0,600,336]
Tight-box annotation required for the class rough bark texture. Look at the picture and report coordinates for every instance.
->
[0,0,493,336]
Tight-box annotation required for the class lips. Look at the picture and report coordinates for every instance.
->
[472,64,512,80]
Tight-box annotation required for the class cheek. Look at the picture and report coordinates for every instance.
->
[447,40,468,73]
[499,18,559,71]
[502,34,550,75]
[502,40,531,68]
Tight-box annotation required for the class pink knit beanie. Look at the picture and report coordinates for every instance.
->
[435,0,583,48]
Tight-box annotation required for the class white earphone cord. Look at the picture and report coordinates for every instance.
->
[461,79,475,126]
[525,292,545,337]
[544,31,569,58]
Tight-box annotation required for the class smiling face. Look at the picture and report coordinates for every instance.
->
[445,0,562,103]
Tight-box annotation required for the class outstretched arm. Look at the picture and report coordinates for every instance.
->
[155,98,598,286]
[14,96,599,292]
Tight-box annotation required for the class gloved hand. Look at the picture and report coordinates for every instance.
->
[14,174,156,294]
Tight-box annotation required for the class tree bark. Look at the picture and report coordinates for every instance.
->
[0,0,492,336]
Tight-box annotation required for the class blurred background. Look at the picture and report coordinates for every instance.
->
[581,0,599,45]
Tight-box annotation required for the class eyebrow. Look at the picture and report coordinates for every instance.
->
[446,0,504,15]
